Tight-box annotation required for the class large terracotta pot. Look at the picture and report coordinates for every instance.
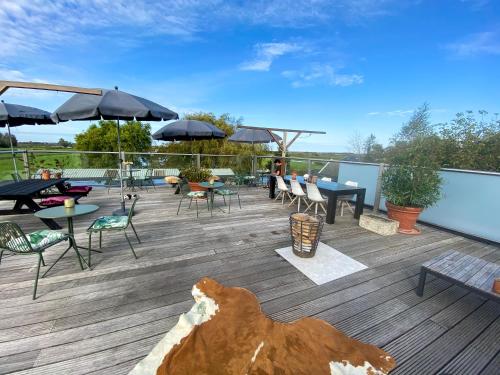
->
[41,170,51,180]
[188,182,208,192]
[386,202,423,235]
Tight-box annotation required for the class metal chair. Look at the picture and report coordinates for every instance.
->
[0,222,72,299]
[142,169,156,191]
[304,182,327,215]
[275,176,293,205]
[87,196,141,267]
[215,177,242,213]
[338,180,358,216]
[288,180,309,212]
[176,179,209,218]
[104,169,119,194]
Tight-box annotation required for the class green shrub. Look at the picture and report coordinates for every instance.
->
[381,165,442,208]
[180,166,212,182]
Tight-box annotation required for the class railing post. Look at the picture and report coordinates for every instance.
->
[22,150,30,179]
[373,163,385,213]
[196,154,201,168]
[307,159,312,175]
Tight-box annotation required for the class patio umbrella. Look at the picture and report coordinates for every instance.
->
[228,128,281,175]
[152,119,226,164]
[152,120,226,141]
[51,87,178,215]
[0,100,54,175]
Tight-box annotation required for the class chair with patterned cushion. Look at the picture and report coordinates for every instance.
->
[176,179,209,218]
[104,169,119,194]
[215,177,242,213]
[0,222,71,299]
[87,196,141,267]
[141,169,156,191]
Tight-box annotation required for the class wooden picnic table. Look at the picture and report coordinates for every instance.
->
[0,179,68,229]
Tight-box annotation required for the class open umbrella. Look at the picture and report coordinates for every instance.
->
[0,100,54,176]
[152,120,225,141]
[228,128,281,175]
[152,119,226,164]
[52,87,178,215]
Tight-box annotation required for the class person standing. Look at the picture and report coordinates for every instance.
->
[269,158,283,199]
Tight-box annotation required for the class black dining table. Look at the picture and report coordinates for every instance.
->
[0,179,68,229]
[283,176,366,224]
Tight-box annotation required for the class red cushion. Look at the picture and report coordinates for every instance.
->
[66,186,92,193]
[41,196,74,206]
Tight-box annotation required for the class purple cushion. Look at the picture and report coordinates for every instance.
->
[66,186,92,193]
[41,196,74,207]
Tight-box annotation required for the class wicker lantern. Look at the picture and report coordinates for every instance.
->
[289,213,324,258]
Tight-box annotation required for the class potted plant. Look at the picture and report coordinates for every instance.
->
[381,164,441,234]
[180,166,212,191]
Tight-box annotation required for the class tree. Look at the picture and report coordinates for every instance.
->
[58,138,72,148]
[75,120,152,167]
[348,130,363,159]
[0,132,17,148]
[363,133,384,162]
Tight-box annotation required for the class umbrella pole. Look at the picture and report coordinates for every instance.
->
[114,118,126,215]
[6,123,18,176]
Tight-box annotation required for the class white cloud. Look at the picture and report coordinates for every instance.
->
[240,43,303,71]
[367,108,447,117]
[282,64,363,88]
[446,31,500,57]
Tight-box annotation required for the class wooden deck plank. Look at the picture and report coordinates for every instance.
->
[0,186,498,375]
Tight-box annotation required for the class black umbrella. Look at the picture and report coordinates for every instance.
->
[152,120,226,141]
[52,87,178,214]
[0,100,54,175]
[228,128,281,175]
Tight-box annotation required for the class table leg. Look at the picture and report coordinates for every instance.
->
[325,192,338,224]
[354,189,366,219]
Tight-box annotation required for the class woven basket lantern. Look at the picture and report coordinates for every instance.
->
[289,213,324,258]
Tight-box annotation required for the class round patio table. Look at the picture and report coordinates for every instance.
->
[199,181,224,215]
[35,204,99,276]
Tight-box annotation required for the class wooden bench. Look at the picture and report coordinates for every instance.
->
[417,250,500,301]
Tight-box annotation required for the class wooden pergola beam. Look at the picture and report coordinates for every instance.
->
[0,81,102,96]
[238,125,325,135]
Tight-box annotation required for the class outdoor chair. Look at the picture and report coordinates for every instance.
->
[288,180,309,212]
[104,169,119,193]
[87,195,141,267]
[0,221,72,299]
[176,179,209,218]
[141,168,156,191]
[304,182,327,215]
[275,176,293,205]
[338,180,358,216]
[215,177,242,213]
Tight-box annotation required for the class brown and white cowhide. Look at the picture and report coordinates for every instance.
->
[129,278,396,375]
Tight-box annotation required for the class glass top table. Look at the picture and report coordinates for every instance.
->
[34,204,100,277]
[199,182,225,215]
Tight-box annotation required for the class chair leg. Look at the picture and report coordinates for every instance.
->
[288,196,297,207]
[228,194,232,213]
[99,231,102,248]
[177,196,184,215]
[195,199,199,218]
[222,196,226,206]
[281,192,285,205]
[237,193,241,209]
[275,191,282,201]
[0,250,3,264]
[40,253,46,267]
[33,254,43,300]
[347,202,354,213]
[315,203,318,215]
[189,197,193,209]
[340,201,344,216]
[130,222,141,243]
[88,232,92,268]
[124,232,138,259]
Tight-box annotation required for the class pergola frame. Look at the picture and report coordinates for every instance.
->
[237,125,326,174]
[0,81,102,96]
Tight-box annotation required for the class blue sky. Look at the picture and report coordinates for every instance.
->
[1,0,499,152]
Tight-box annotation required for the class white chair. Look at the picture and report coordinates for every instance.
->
[304,183,327,215]
[338,180,358,216]
[275,176,292,205]
[288,180,308,212]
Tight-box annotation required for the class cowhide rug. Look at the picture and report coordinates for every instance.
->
[129,278,396,375]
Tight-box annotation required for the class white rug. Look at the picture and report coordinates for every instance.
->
[275,242,368,285]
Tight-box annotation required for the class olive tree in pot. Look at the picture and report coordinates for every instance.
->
[180,166,212,191]
[381,164,441,234]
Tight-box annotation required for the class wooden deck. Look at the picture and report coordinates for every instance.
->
[0,186,498,374]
